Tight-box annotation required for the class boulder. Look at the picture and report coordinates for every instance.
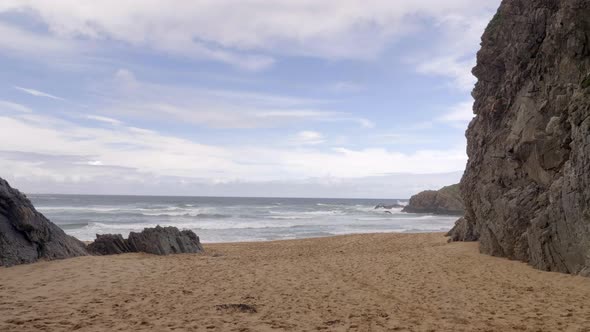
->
[402,184,464,215]
[87,234,132,255]
[452,0,590,275]
[127,226,204,255]
[88,226,204,256]
[0,178,88,267]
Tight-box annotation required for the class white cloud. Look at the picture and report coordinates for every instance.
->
[413,12,497,91]
[4,167,463,198]
[0,21,78,57]
[86,115,122,125]
[0,100,32,113]
[439,100,474,124]
[14,86,66,101]
[0,0,499,70]
[293,131,325,145]
[0,111,467,188]
[99,69,375,129]
[416,55,476,91]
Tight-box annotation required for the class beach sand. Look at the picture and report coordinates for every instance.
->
[1,233,589,332]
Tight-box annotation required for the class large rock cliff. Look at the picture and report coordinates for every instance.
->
[452,0,590,276]
[0,178,88,266]
[402,184,464,215]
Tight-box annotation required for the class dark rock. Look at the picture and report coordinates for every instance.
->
[402,184,464,215]
[454,0,590,275]
[446,217,478,242]
[87,226,204,256]
[87,234,132,255]
[215,304,257,313]
[0,177,87,267]
[127,226,204,255]
[374,203,404,209]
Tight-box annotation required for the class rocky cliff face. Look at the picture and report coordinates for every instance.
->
[453,0,590,276]
[402,184,464,215]
[0,178,88,266]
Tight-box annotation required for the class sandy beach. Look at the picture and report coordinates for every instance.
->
[1,233,589,332]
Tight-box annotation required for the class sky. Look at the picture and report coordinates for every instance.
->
[0,0,501,198]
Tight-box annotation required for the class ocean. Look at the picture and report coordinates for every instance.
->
[29,195,459,243]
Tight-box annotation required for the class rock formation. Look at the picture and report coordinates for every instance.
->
[87,226,204,256]
[0,178,88,267]
[128,226,204,255]
[402,184,464,215]
[86,234,132,255]
[449,0,590,276]
[446,217,478,242]
[374,203,405,209]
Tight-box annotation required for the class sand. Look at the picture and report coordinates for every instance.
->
[1,233,589,332]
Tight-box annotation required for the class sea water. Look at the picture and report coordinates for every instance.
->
[29,195,459,243]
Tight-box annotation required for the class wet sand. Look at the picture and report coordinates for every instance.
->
[1,233,589,331]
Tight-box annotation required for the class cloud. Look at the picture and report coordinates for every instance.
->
[86,115,123,125]
[413,11,497,91]
[293,131,325,145]
[14,86,66,101]
[0,100,32,113]
[416,55,476,91]
[439,100,474,125]
[0,0,499,70]
[5,166,463,198]
[0,21,78,57]
[0,110,467,188]
[100,69,375,129]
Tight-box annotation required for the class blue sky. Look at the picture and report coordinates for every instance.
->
[0,0,500,198]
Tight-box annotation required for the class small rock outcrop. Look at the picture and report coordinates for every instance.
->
[87,234,132,255]
[87,226,204,256]
[0,178,88,267]
[402,184,464,215]
[128,226,204,255]
[374,203,404,209]
[450,0,590,275]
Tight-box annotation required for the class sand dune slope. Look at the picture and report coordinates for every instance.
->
[1,233,589,331]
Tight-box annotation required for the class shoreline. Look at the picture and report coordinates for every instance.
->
[80,230,451,246]
[2,232,589,331]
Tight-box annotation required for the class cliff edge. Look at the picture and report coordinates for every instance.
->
[450,0,590,276]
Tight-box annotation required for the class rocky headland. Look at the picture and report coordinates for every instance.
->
[402,184,464,215]
[448,0,590,276]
